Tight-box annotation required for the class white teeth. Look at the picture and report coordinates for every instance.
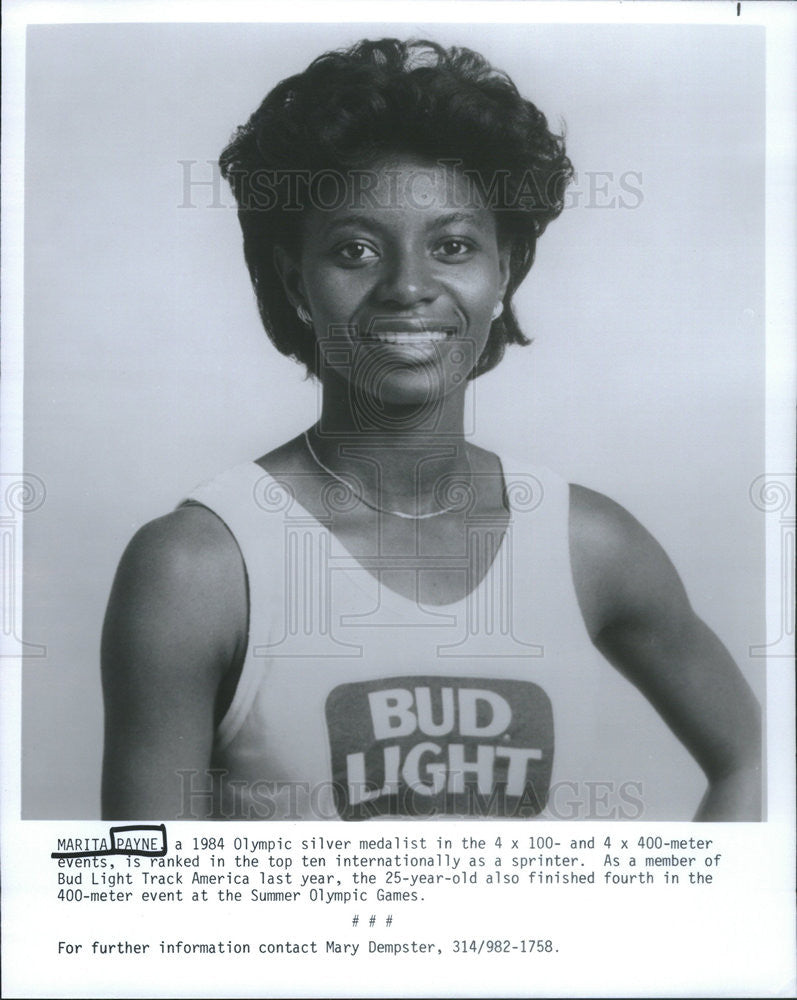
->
[368,330,450,344]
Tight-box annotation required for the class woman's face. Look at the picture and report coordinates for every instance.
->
[284,156,510,410]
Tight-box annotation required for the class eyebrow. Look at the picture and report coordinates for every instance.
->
[430,211,488,229]
[317,209,490,236]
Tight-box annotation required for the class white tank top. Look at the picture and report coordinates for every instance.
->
[184,458,605,821]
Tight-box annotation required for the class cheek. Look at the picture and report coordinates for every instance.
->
[304,267,369,317]
[459,264,503,316]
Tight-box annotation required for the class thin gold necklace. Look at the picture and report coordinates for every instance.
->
[303,430,468,520]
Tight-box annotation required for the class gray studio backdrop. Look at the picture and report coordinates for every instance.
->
[22,22,765,818]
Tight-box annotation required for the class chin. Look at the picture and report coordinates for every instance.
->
[348,364,461,423]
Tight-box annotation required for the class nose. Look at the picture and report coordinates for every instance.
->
[375,247,440,309]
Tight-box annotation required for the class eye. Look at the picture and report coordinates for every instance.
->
[435,237,474,258]
[335,241,379,263]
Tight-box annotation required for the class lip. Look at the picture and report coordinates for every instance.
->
[361,318,458,344]
[366,330,450,345]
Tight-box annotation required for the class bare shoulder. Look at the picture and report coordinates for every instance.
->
[104,504,247,679]
[115,504,245,602]
[569,484,653,563]
[569,484,690,641]
[101,505,247,818]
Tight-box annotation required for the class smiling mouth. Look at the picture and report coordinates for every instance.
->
[365,329,450,344]
[361,321,457,345]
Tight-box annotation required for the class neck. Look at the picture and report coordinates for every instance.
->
[311,382,472,511]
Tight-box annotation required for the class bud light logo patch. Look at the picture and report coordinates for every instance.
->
[325,676,554,820]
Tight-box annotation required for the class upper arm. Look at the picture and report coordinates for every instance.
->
[569,485,761,789]
[101,506,247,820]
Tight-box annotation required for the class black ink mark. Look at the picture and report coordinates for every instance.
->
[737,2,741,15]
[50,824,167,859]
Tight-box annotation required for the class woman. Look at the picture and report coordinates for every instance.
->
[101,38,761,821]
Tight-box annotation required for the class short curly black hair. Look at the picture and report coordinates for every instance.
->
[220,38,573,379]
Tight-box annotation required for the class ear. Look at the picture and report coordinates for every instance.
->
[273,245,306,312]
[496,243,511,301]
